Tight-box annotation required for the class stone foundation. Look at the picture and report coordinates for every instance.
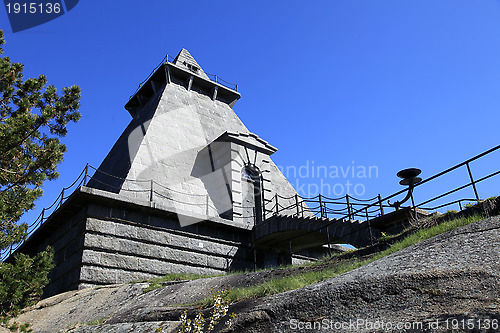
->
[15,188,258,297]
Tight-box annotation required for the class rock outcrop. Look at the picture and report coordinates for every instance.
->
[227,216,500,332]
[5,216,499,332]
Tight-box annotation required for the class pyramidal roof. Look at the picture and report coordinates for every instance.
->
[173,48,209,80]
[89,49,302,224]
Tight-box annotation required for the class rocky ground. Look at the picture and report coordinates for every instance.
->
[3,216,499,332]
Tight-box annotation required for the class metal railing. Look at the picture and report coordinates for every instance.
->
[0,166,88,261]
[1,164,255,261]
[3,144,500,261]
[204,73,239,92]
[129,53,238,99]
[256,143,500,256]
[264,193,390,222]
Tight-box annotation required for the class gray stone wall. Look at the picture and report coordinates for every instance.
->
[29,207,87,297]
[78,202,255,288]
[90,58,305,224]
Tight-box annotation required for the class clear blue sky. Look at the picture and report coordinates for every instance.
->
[2,0,500,225]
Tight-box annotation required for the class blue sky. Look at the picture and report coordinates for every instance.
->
[2,0,500,225]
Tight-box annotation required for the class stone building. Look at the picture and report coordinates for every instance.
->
[10,49,374,298]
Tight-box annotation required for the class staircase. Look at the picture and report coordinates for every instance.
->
[253,214,380,252]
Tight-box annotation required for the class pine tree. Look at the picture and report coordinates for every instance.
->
[0,29,81,315]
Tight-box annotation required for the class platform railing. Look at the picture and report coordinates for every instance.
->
[257,144,500,257]
[129,53,238,99]
[3,144,500,261]
[1,164,257,261]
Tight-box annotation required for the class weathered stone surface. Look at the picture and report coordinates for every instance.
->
[80,265,160,285]
[90,217,248,259]
[88,49,301,221]
[10,217,498,333]
[226,216,500,332]
[12,284,148,333]
[82,217,253,276]
[67,321,178,333]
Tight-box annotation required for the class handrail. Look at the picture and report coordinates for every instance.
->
[129,53,239,100]
[257,144,500,253]
[1,162,264,260]
[1,165,88,261]
[3,144,500,261]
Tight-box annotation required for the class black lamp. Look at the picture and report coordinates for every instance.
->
[389,168,421,210]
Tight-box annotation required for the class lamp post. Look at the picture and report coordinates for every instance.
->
[388,168,422,211]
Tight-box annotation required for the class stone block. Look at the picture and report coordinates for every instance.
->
[65,237,84,259]
[70,211,86,228]
[51,250,83,282]
[86,218,102,233]
[116,270,158,284]
[81,249,101,265]
[87,203,110,219]
[80,265,117,284]
[100,252,139,271]
[100,219,117,235]
[115,222,137,239]
[207,255,229,269]
[115,237,145,256]
[48,224,84,252]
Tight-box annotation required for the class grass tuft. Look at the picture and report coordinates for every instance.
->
[143,273,212,293]
[224,213,485,303]
[145,213,486,306]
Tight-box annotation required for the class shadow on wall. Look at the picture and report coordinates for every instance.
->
[87,85,165,193]
[192,142,233,219]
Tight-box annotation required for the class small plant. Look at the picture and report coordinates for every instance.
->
[378,231,392,243]
[143,273,212,293]
[202,214,486,304]
[0,247,53,332]
[0,316,32,332]
[175,290,235,333]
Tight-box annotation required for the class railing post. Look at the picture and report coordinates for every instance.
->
[466,162,480,203]
[165,64,171,84]
[364,207,374,245]
[300,200,304,217]
[366,216,374,246]
[60,188,64,207]
[84,163,88,186]
[459,200,463,211]
[318,194,323,218]
[295,194,300,217]
[253,248,257,272]
[275,193,279,215]
[41,208,45,224]
[326,226,332,256]
[346,195,352,220]
[410,188,417,222]
[378,194,384,216]
[150,180,154,202]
